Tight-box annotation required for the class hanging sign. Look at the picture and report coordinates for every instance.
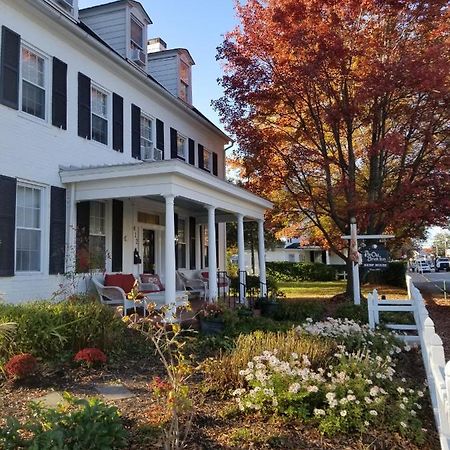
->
[361,243,389,269]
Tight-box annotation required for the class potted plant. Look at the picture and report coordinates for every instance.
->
[260,294,280,318]
[198,303,225,335]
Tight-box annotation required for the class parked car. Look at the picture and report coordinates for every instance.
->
[416,261,432,273]
[435,257,450,272]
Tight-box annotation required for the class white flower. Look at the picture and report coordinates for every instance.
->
[314,408,325,416]
[400,421,407,428]
[364,421,369,426]
[411,410,416,417]
[399,403,406,410]
[369,410,378,416]
[307,385,319,393]
[340,410,347,417]
[397,387,405,394]
[289,383,301,394]
[417,391,424,398]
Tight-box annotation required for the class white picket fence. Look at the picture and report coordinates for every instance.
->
[367,275,450,449]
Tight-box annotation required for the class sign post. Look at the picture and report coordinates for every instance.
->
[350,218,361,305]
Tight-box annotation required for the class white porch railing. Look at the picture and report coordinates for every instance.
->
[367,275,450,449]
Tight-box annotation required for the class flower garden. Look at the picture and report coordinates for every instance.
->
[0,289,440,449]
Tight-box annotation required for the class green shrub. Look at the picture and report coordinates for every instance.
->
[272,300,325,323]
[365,261,407,288]
[0,297,125,362]
[334,301,369,323]
[266,262,337,282]
[0,393,127,449]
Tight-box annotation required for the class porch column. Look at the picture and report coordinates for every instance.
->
[257,219,268,297]
[237,213,246,304]
[164,195,176,307]
[195,223,201,269]
[66,184,77,273]
[207,205,218,301]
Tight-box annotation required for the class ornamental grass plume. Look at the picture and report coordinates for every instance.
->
[4,353,37,379]
[74,347,107,366]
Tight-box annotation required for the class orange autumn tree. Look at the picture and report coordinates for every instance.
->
[215,0,450,285]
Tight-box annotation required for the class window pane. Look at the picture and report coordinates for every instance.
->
[177,135,185,158]
[91,88,107,117]
[92,115,108,145]
[131,17,143,48]
[89,235,106,270]
[22,48,45,88]
[89,201,105,235]
[22,81,45,119]
[16,229,41,272]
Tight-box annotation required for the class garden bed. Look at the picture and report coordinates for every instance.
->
[0,289,440,449]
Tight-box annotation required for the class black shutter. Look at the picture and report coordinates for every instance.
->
[189,216,196,270]
[0,26,20,110]
[170,127,178,159]
[0,175,16,276]
[52,57,67,129]
[156,118,164,157]
[188,139,195,165]
[198,144,204,169]
[131,103,141,159]
[77,72,91,139]
[76,202,90,273]
[215,223,219,268]
[112,93,124,152]
[212,152,218,176]
[49,186,66,275]
[112,200,123,272]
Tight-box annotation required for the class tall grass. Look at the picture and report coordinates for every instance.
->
[203,329,335,389]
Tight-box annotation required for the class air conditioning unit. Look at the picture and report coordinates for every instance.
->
[55,0,73,12]
[153,148,163,160]
[141,147,163,161]
[130,48,146,67]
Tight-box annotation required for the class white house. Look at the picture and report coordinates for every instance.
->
[0,0,272,304]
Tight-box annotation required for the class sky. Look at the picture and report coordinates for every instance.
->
[78,0,238,132]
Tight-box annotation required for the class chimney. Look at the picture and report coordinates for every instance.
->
[147,37,167,53]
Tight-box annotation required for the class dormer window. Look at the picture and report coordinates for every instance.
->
[52,0,76,18]
[130,16,144,50]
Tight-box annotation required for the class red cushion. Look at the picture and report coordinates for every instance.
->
[104,274,136,294]
[201,271,209,279]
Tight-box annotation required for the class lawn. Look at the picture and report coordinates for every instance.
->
[279,280,408,300]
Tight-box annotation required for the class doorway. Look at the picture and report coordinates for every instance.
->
[142,229,155,274]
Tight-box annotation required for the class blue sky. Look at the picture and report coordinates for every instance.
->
[78,0,238,132]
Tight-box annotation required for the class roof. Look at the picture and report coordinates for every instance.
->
[80,0,152,24]
[285,243,323,250]
[45,1,228,141]
[147,48,196,66]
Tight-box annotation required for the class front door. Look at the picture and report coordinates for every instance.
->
[142,229,155,274]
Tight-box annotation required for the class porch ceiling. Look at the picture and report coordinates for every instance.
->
[59,160,272,219]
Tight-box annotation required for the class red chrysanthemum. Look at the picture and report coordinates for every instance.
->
[73,348,107,365]
[4,353,37,379]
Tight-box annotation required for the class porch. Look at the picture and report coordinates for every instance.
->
[60,160,272,305]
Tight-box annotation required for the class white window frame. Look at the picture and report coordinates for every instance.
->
[130,15,144,50]
[177,134,187,159]
[19,43,49,122]
[203,148,212,172]
[90,83,110,146]
[89,201,107,270]
[15,182,47,274]
[140,113,158,160]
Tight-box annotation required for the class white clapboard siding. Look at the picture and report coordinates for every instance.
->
[80,8,127,57]
[368,276,450,449]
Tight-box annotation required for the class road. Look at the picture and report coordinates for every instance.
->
[409,271,450,299]
[409,270,450,358]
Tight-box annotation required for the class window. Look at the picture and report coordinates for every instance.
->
[140,114,155,160]
[176,217,186,269]
[180,81,188,102]
[177,134,186,159]
[16,184,43,272]
[89,201,106,269]
[91,86,108,145]
[203,148,212,172]
[130,16,144,49]
[21,46,46,120]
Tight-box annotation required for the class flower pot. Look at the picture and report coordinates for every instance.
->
[261,302,279,317]
[199,319,225,335]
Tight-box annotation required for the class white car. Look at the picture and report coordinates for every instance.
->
[416,260,432,273]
